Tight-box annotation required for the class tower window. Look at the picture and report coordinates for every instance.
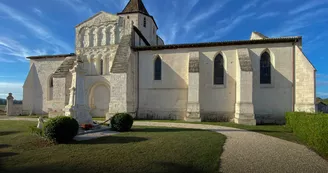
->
[143,17,146,28]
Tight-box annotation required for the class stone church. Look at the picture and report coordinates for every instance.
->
[23,0,316,125]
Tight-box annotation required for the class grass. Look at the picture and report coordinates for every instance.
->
[0,121,226,173]
[136,120,302,144]
[0,105,5,110]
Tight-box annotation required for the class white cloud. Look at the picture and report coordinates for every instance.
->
[202,13,256,42]
[261,0,296,8]
[0,2,73,55]
[0,57,15,63]
[256,12,280,19]
[240,0,259,13]
[56,0,94,17]
[184,0,229,32]
[269,8,328,37]
[0,82,23,100]
[0,36,45,61]
[33,8,42,17]
[317,92,328,97]
[289,1,328,15]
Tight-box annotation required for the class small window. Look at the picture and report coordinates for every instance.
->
[214,54,224,85]
[260,52,271,84]
[50,77,54,88]
[154,56,161,80]
[143,17,146,28]
[127,16,130,19]
[100,59,104,75]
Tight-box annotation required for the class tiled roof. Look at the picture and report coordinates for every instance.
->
[134,37,302,51]
[27,53,75,59]
[119,0,149,16]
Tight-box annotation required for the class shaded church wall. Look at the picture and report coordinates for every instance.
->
[294,46,316,112]
[138,51,189,119]
[138,43,299,122]
[23,58,66,114]
[250,43,294,124]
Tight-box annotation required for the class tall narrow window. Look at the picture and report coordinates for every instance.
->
[214,54,224,85]
[154,56,162,80]
[50,77,54,88]
[143,17,147,28]
[48,75,54,100]
[260,52,271,84]
[100,59,104,75]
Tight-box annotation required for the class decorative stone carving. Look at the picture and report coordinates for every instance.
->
[93,28,99,47]
[83,29,90,48]
[101,27,107,46]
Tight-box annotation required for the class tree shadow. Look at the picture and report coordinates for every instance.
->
[0,144,11,149]
[131,128,205,133]
[154,162,204,173]
[0,131,20,136]
[0,152,18,158]
[74,136,149,145]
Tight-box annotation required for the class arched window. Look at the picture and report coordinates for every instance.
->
[154,56,161,80]
[214,54,224,85]
[143,17,147,28]
[260,51,271,84]
[100,59,104,75]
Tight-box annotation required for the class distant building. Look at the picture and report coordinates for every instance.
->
[316,102,328,113]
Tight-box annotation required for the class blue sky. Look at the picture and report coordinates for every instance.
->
[0,0,327,100]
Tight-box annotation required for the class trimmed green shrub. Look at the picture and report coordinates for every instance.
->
[111,113,134,132]
[29,126,43,136]
[286,112,328,157]
[44,116,79,143]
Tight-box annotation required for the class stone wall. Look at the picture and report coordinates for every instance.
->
[295,46,316,112]
[138,43,298,122]
[23,57,66,114]
[5,93,23,116]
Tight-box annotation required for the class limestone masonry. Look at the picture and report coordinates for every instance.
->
[20,0,316,125]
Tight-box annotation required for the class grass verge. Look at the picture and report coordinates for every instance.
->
[0,120,226,173]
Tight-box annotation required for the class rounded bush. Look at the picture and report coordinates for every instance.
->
[110,113,134,132]
[44,116,79,143]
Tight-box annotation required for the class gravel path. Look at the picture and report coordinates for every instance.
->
[134,121,328,173]
[1,117,328,173]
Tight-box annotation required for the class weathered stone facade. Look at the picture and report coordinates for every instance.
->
[22,0,316,125]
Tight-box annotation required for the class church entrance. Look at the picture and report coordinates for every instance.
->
[88,83,110,117]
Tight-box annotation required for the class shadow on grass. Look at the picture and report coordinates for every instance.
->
[0,131,20,136]
[154,162,203,173]
[0,152,18,158]
[0,162,205,173]
[131,128,205,133]
[75,136,149,144]
[0,144,11,149]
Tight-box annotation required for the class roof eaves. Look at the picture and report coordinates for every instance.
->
[133,37,302,51]
[27,53,75,60]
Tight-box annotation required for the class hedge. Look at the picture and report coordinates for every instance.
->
[286,112,328,157]
[111,113,134,132]
[44,116,79,143]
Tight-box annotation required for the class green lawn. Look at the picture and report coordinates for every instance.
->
[0,121,226,173]
[0,105,5,111]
